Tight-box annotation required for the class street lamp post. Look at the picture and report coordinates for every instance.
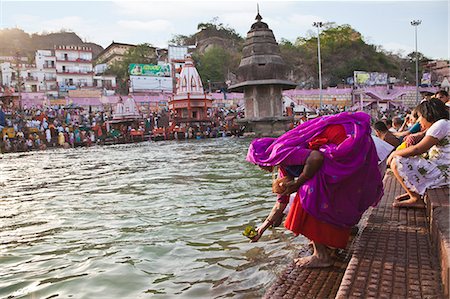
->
[313,21,323,110]
[411,20,421,104]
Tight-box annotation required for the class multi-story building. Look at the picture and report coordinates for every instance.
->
[54,45,94,90]
[35,50,58,96]
[1,46,117,100]
[95,42,136,66]
[1,62,42,93]
[93,64,117,96]
[424,60,450,85]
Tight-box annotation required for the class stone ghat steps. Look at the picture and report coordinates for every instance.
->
[264,173,448,299]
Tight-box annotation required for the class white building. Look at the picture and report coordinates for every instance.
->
[35,50,58,95]
[54,45,94,90]
[0,46,117,97]
[0,62,43,93]
[93,63,117,95]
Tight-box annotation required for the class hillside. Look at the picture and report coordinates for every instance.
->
[0,28,103,61]
[172,21,428,89]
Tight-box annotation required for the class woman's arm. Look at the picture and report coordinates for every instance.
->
[397,116,409,132]
[394,122,421,138]
[387,135,439,165]
[281,150,324,196]
[251,201,288,242]
[251,151,324,242]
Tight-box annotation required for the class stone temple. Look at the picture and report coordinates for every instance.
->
[229,12,296,136]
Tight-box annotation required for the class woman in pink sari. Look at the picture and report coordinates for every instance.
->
[247,112,383,267]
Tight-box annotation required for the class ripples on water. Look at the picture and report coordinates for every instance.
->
[0,138,307,299]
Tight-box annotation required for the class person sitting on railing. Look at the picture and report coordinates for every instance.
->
[388,99,449,208]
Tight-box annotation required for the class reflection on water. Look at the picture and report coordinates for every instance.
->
[0,139,307,298]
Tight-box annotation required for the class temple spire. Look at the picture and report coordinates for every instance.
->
[255,3,262,21]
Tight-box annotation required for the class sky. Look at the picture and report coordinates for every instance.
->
[0,0,448,60]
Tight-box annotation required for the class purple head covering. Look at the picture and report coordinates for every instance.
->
[247,112,383,228]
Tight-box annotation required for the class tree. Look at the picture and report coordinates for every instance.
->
[105,43,157,94]
[193,46,237,89]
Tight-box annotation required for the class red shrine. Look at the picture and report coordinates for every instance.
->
[168,57,212,126]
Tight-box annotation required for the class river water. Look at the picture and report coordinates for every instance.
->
[0,138,307,299]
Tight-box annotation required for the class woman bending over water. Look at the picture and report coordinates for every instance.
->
[247,112,384,268]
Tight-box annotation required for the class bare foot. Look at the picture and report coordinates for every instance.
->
[294,255,332,268]
[392,197,425,209]
[394,193,410,201]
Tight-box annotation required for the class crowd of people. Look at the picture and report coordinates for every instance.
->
[0,100,247,153]
[247,89,449,268]
[0,104,108,153]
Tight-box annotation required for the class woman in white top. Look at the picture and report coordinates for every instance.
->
[387,98,449,208]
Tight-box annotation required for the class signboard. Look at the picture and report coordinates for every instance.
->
[168,46,188,61]
[50,99,67,105]
[421,73,431,86]
[128,64,171,77]
[130,75,173,92]
[59,85,77,92]
[68,89,101,98]
[354,71,388,86]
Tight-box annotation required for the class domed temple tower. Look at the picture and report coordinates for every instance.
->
[229,12,296,136]
[169,57,212,125]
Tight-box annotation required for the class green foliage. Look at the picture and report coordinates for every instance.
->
[196,17,242,41]
[279,24,428,87]
[169,17,243,46]
[169,34,194,46]
[105,43,157,94]
[193,46,240,88]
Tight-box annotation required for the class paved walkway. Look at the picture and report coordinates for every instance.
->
[264,172,445,298]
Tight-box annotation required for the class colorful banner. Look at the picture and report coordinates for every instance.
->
[354,71,388,86]
[421,73,431,86]
[128,64,171,77]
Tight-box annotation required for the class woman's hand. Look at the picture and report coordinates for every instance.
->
[250,222,270,242]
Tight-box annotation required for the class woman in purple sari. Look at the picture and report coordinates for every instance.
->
[247,111,383,267]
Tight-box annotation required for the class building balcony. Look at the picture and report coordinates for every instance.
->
[56,70,94,75]
[56,58,92,63]
[25,76,39,82]
[44,77,57,81]
[43,65,56,69]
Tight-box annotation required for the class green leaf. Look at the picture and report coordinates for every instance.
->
[242,225,258,239]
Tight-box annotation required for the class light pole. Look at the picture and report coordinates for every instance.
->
[411,20,421,104]
[313,21,323,110]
